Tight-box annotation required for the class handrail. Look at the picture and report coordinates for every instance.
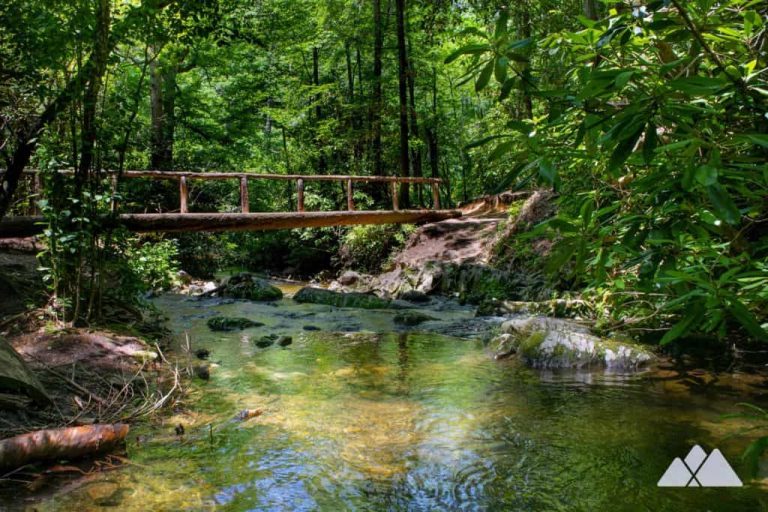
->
[21,169,442,213]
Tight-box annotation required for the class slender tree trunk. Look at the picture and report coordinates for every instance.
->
[356,47,363,99]
[395,0,410,207]
[77,0,110,186]
[345,42,355,103]
[150,47,176,171]
[371,0,384,178]
[427,67,439,180]
[519,6,534,119]
[406,33,422,204]
[583,0,599,20]
[312,47,321,120]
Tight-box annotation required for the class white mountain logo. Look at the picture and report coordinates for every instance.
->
[658,445,742,487]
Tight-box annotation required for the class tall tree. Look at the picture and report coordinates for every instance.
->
[371,0,384,178]
[395,0,410,207]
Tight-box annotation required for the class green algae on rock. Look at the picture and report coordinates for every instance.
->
[207,316,264,332]
[493,317,654,369]
[393,311,436,326]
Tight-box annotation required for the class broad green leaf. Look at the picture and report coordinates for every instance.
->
[465,135,505,150]
[694,165,718,186]
[444,44,491,64]
[538,159,557,186]
[728,299,768,341]
[608,124,644,172]
[489,140,514,161]
[706,184,741,225]
[660,301,704,345]
[494,56,508,84]
[476,59,494,92]
[741,134,768,149]
[614,70,634,88]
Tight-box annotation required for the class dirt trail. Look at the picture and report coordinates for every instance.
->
[392,191,529,268]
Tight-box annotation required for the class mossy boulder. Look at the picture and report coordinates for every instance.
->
[207,316,264,332]
[293,287,403,310]
[221,273,283,301]
[398,290,431,303]
[393,311,436,326]
[0,337,50,405]
[253,334,291,348]
[493,317,654,369]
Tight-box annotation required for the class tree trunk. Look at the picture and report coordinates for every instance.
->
[427,67,439,180]
[77,0,110,184]
[150,47,176,171]
[371,0,384,178]
[406,33,422,205]
[519,6,534,119]
[345,42,355,103]
[583,0,599,20]
[395,0,410,208]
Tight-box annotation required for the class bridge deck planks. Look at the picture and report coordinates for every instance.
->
[0,210,462,238]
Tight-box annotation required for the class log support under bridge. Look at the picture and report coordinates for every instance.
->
[0,210,461,238]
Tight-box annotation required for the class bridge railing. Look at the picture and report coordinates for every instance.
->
[19,170,442,215]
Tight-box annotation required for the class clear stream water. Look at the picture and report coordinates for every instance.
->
[20,285,768,511]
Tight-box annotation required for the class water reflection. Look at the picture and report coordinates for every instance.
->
[20,294,768,511]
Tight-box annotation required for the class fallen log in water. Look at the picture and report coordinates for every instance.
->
[0,424,129,471]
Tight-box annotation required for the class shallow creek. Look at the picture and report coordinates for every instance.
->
[25,284,768,511]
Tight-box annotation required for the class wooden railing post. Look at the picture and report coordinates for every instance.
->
[179,175,188,213]
[297,178,305,213]
[32,172,41,215]
[391,180,399,211]
[346,178,354,211]
[240,176,249,213]
[110,174,118,213]
[431,182,440,210]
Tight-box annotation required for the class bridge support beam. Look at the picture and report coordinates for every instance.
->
[0,210,462,238]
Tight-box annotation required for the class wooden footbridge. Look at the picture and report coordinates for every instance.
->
[0,170,461,238]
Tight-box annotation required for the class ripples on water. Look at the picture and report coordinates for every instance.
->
[25,294,768,511]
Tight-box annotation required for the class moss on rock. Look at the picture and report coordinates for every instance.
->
[207,316,264,332]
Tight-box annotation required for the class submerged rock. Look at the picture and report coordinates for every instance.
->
[476,298,593,318]
[493,317,654,369]
[393,311,436,326]
[217,273,283,301]
[194,365,210,380]
[207,316,264,332]
[277,336,293,347]
[255,334,278,348]
[398,290,431,303]
[293,287,403,310]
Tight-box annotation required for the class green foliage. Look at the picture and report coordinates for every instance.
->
[726,403,768,479]
[449,0,768,343]
[127,238,180,291]
[339,224,415,273]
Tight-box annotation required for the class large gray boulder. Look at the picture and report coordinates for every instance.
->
[218,273,283,301]
[493,317,654,369]
[0,338,50,404]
